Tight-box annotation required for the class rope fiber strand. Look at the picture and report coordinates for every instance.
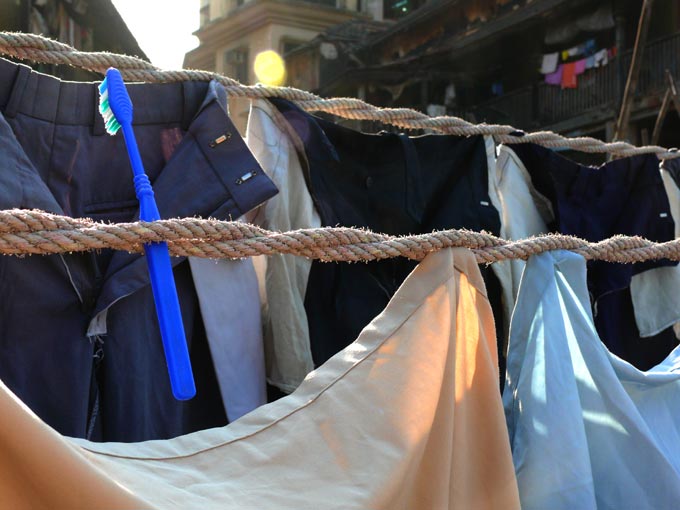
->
[0,32,678,264]
[0,32,679,160]
[1,209,679,264]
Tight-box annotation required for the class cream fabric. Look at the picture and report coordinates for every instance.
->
[245,99,321,393]
[0,248,519,510]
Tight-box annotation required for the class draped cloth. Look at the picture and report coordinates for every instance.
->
[0,248,519,510]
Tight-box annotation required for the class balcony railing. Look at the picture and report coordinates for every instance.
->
[454,30,680,131]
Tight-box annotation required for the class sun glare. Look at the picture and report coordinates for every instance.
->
[254,50,287,86]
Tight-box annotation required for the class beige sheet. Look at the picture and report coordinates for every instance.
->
[0,248,519,510]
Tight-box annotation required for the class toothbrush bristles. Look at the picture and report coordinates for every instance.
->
[98,77,122,135]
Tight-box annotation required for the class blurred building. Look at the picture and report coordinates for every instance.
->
[184,0,428,130]
[184,0,680,147]
[296,0,680,150]
[0,0,147,81]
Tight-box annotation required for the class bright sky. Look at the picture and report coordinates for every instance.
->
[111,0,200,70]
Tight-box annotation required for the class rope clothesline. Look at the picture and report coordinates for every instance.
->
[0,31,678,160]
[0,32,677,265]
[2,209,680,264]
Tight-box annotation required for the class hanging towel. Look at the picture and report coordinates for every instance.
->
[0,248,521,510]
[504,250,680,510]
[561,62,578,88]
[540,52,559,74]
[545,64,564,85]
[574,58,587,75]
[585,54,596,69]
[567,45,580,57]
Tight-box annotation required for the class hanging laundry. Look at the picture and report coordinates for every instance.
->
[545,63,564,85]
[561,50,569,61]
[444,83,457,105]
[188,253,267,423]
[574,58,587,75]
[426,103,447,117]
[608,46,618,59]
[567,45,580,57]
[652,158,680,341]
[627,157,680,344]
[244,99,321,393]
[0,248,521,510]
[594,48,609,67]
[561,62,578,88]
[268,98,504,370]
[583,38,597,54]
[585,54,596,69]
[504,250,680,510]
[487,146,553,351]
[507,143,679,370]
[662,158,680,238]
[540,52,559,74]
[0,57,278,441]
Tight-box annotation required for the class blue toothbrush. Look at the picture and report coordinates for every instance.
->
[98,67,196,400]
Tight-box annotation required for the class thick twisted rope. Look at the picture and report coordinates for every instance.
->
[0,32,678,160]
[1,209,678,264]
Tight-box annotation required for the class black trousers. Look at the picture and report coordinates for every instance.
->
[270,98,504,368]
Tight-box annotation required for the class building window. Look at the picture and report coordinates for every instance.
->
[224,47,249,84]
[383,0,424,19]
[281,40,305,56]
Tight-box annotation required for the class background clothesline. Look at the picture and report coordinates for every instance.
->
[0,32,678,265]
[1,31,679,160]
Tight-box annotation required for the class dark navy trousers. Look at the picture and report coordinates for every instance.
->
[270,98,503,367]
[0,58,278,441]
[510,143,678,369]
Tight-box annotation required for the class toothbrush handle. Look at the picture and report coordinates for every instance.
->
[144,240,197,400]
[120,123,196,400]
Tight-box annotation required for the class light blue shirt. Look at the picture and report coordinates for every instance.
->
[503,250,680,510]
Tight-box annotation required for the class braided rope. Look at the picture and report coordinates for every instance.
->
[0,33,678,263]
[0,209,678,264]
[0,32,678,159]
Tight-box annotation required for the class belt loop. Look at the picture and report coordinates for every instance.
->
[92,81,106,136]
[4,65,31,119]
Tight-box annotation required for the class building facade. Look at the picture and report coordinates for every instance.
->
[1,0,147,81]
[184,0,431,130]
[185,0,680,148]
[303,0,680,150]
